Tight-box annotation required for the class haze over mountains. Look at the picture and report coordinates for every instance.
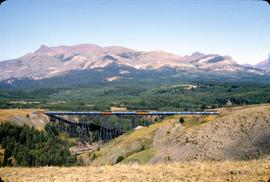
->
[0,44,269,86]
[255,58,270,71]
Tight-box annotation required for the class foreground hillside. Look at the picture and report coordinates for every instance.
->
[1,160,270,182]
[0,105,270,181]
[1,104,270,166]
[79,104,270,165]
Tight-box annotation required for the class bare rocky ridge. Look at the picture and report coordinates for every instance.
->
[0,44,265,81]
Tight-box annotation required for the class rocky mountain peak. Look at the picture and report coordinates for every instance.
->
[35,44,50,54]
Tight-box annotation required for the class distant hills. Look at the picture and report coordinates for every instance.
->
[0,44,269,87]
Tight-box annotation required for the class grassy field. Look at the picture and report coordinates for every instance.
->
[0,160,269,182]
[0,109,34,123]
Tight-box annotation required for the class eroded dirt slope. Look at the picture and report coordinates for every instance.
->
[151,105,270,163]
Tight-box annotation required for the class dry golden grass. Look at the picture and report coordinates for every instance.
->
[0,160,269,182]
[0,109,34,123]
[0,109,48,130]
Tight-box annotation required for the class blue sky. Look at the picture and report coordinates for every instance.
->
[0,0,269,64]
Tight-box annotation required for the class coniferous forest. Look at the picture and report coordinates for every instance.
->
[0,123,77,167]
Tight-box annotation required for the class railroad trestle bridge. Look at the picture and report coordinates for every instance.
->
[36,111,219,144]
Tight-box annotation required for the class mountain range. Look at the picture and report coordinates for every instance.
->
[0,44,269,86]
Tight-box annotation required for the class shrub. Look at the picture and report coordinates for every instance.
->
[91,153,97,160]
[179,117,185,124]
[116,156,124,163]
[165,155,172,162]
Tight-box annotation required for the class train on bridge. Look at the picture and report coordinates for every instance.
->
[35,111,220,116]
